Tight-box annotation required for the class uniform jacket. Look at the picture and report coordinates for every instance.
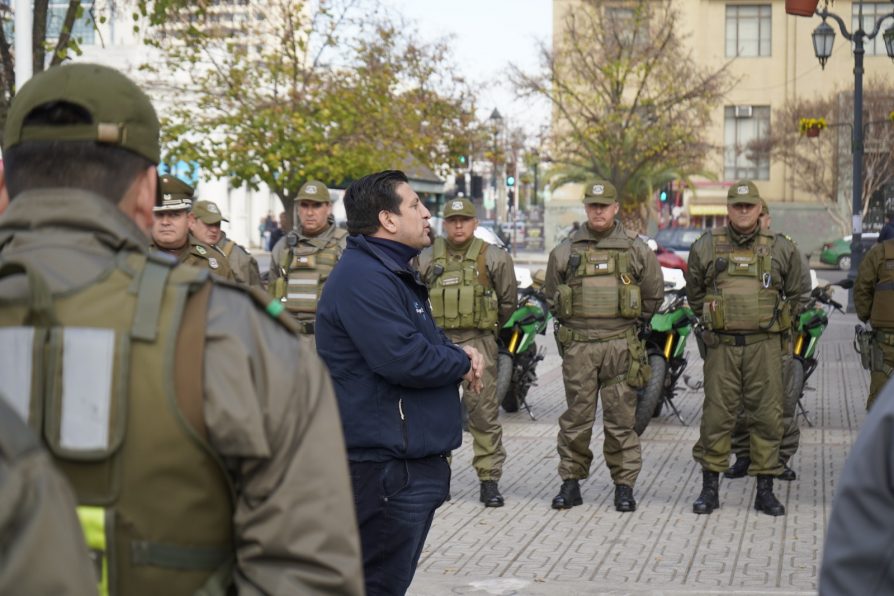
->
[316,234,471,462]
[152,233,236,281]
[685,225,809,322]
[819,380,894,595]
[218,231,263,289]
[855,240,893,327]
[0,189,363,595]
[543,221,664,338]
[417,236,518,342]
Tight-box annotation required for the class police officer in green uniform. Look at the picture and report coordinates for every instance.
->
[151,175,237,281]
[686,181,808,516]
[190,199,263,289]
[855,232,894,410]
[269,180,347,336]
[726,199,811,481]
[544,181,663,512]
[0,63,362,595]
[418,198,518,507]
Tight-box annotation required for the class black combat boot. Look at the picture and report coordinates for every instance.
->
[614,484,636,512]
[778,461,797,482]
[724,455,751,479]
[551,479,582,509]
[754,476,785,516]
[693,471,720,514]
[480,480,505,508]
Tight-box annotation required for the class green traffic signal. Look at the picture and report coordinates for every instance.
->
[506,175,516,187]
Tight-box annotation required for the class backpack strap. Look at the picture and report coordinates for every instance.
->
[220,241,235,257]
[174,281,212,440]
[131,252,178,342]
[473,239,491,289]
[0,260,59,327]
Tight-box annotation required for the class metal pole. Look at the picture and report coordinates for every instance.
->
[14,0,32,88]
[848,30,865,312]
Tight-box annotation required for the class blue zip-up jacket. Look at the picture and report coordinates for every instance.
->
[316,234,470,462]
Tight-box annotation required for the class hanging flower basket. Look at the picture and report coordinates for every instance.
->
[799,117,827,137]
[786,0,820,17]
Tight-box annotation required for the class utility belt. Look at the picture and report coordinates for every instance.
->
[855,325,894,375]
[875,329,894,346]
[553,323,650,389]
[712,331,776,346]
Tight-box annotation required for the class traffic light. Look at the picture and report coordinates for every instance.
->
[470,175,484,199]
[506,175,516,187]
[455,174,466,195]
[508,189,515,209]
[659,182,672,203]
[659,188,668,202]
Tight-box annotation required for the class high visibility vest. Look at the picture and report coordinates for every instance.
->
[427,237,499,331]
[0,252,234,596]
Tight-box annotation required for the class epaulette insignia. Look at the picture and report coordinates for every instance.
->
[195,245,207,255]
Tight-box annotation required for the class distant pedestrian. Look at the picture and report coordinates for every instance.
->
[316,169,484,596]
[878,211,894,243]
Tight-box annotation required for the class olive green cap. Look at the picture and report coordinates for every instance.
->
[297,180,331,203]
[192,200,229,224]
[3,63,160,163]
[760,198,769,216]
[443,198,476,219]
[154,175,194,212]
[727,180,761,205]
[583,181,617,205]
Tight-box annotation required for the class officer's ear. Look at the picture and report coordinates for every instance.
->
[0,169,9,216]
[120,165,157,235]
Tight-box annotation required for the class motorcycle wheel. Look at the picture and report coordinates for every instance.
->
[496,353,516,412]
[635,354,667,436]
[786,357,805,418]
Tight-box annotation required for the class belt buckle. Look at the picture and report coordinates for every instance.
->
[734,335,746,347]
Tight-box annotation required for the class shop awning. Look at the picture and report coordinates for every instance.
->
[689,204,727,216]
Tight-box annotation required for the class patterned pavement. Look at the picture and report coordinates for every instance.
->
[410,287,866,595]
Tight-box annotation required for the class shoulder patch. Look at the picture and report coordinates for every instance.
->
[195,245,207,256]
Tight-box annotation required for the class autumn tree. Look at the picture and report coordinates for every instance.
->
[152,0,478,224]
[758,79,894,234]
[512,0,735,229]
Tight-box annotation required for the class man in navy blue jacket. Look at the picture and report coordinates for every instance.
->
[317,170,483,596]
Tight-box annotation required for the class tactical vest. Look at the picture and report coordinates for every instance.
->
[428,237,500,331]
[702,228,786,332]
[555,231,642,320]
[274,228,347,316]
[0,253,234,596]
[870,240,894,328]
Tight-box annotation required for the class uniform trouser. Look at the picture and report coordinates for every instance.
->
[451,333,506,481]
[350,455,450,596]
[693,336,784,476]
[556,337,641,487]
[731,350,800,463]
[867,341,894,410]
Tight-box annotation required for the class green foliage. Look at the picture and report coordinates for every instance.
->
[512,0,735,224]
[154,0,478,218]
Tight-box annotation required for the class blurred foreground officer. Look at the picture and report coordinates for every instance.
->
[269,180,347,336]
[726,198,810,481]
[819,380,894,595]
[151,175,236,281]
[0,396,99,595]
[419,198,517,507]
[316,170,483,596]
[190,199,263,289]
[543,181,663,512]
[855,234,894,410]
[686,181,807,516]
[0,63,362,595]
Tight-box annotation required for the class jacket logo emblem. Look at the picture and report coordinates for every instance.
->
[414,301,426,319]
[196,245,207,255]
[208,257,219,269]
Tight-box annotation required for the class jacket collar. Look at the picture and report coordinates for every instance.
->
[0,189,150,253]
[349,234,426,287]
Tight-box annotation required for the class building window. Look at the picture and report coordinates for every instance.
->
[47,2,95,45]
[726,5,771,57]
[724,105,770,180]
[605,6,650,50]
[852,3,894,55]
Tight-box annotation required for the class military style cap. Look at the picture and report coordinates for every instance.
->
[727,180,761,205]
[154,175,194,213]
[192,200,229,224]
[443,198,476,219]
[760,198,769,216]
[583,180,618,205]
[3,63,160,163]
[297,180,331,203]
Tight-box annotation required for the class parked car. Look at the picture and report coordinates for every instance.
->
[640,235,688,273]
[654,228,705,263]
[820,232,879,270]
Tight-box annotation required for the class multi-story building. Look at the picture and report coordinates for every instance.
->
[551,0,894,252]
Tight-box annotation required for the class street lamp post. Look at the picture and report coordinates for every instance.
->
[811,4,894,310]
[488,108,503,226]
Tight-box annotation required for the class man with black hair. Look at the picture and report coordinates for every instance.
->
[0,63,362,595]
[316,169,484,596]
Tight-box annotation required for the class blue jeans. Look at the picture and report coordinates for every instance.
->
[350,455,450,596]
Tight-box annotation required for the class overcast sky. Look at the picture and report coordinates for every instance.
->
[379,0,552,135]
